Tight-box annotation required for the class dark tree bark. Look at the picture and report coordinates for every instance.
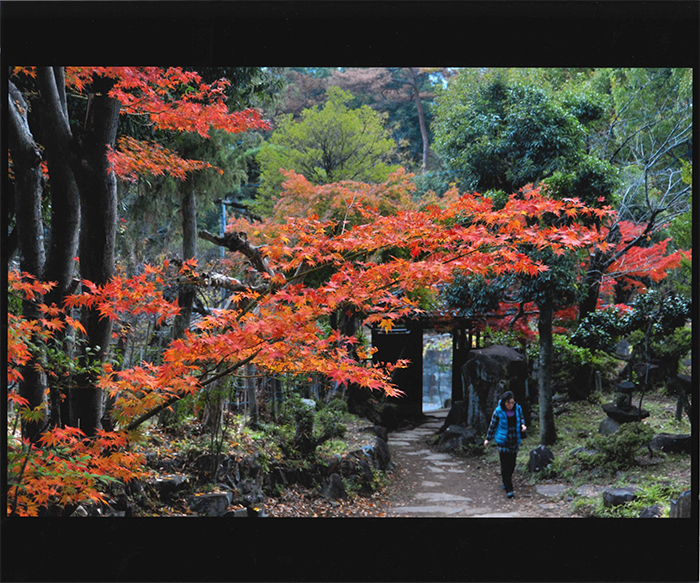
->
[36,68,81,308]
[36,67,82,428]
[245,363,259,428]
[162,179,197,426]
[69,74,121,436]
[537,299,557,445]
[8,80,48,441]
[172,178,198,340]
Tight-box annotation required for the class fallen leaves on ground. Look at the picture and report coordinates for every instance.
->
[264,485,391,517]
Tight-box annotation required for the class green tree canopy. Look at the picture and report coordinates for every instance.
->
[257,86,398,209]
[433,69,592,193]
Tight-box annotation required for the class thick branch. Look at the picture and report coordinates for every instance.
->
[177,270,267,293]
[198,229,274,278]
[8,82,42,166]
[36,67,74,146]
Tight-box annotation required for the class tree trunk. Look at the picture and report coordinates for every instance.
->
[537,299,557,445]
[70,74,121,436]
[172,179,198,339]
[407,67,430,174]
[160,180,198,426]
[8,80,48,441]
[246,363,258,428]
[451,327,469,403]
[36,67,82,429]
[37,68,82,310]
[578,252,606,322]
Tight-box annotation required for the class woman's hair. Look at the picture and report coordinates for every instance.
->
[500,390,516,409]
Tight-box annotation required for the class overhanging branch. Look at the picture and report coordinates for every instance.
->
[123,349,262,431]
[198,229,274,278]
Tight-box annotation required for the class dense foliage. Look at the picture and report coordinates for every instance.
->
[7,66,692,516]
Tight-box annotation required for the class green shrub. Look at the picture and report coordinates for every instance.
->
[584,422,655,471]
[529,334,618,398]
[649,326,692,378]
[316,408,347,441]
[326,398,349,414]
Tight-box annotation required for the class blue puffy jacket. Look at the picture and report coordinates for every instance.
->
[486,403,524,446]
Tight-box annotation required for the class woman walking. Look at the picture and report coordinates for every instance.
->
[483,391,526,498]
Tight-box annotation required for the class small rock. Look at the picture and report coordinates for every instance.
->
[246,505,265,517]
[151,474,190,499]
[650,433,692,454]
[320,473,347,500]
[639,505,663,518]
[71,505,89,517]
[602,487,639,508]
[187,492,232,517]
[239,478,265,507]
[598,417,621,435]
[569,447,598,458]
[528,445,554,473]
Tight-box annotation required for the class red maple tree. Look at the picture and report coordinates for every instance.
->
[8,167,613,515]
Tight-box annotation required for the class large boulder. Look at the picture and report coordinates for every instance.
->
[373,437,392,471]
[149,474,190,501]
[462,345,528,434]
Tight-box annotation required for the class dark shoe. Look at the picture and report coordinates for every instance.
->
[507,491,514,499]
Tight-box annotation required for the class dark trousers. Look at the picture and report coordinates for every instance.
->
[499,451,517,492]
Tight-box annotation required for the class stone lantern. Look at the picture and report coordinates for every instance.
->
[614,381,635,410]
[599,380,649,434]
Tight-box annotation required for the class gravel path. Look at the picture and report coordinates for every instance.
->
[381,409,574,518]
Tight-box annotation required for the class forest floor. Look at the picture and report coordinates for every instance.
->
[263,409,572,518]
[263,392,691,519]
[137,390,690,518]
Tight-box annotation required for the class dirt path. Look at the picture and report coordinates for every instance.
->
[382,409,573,517]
